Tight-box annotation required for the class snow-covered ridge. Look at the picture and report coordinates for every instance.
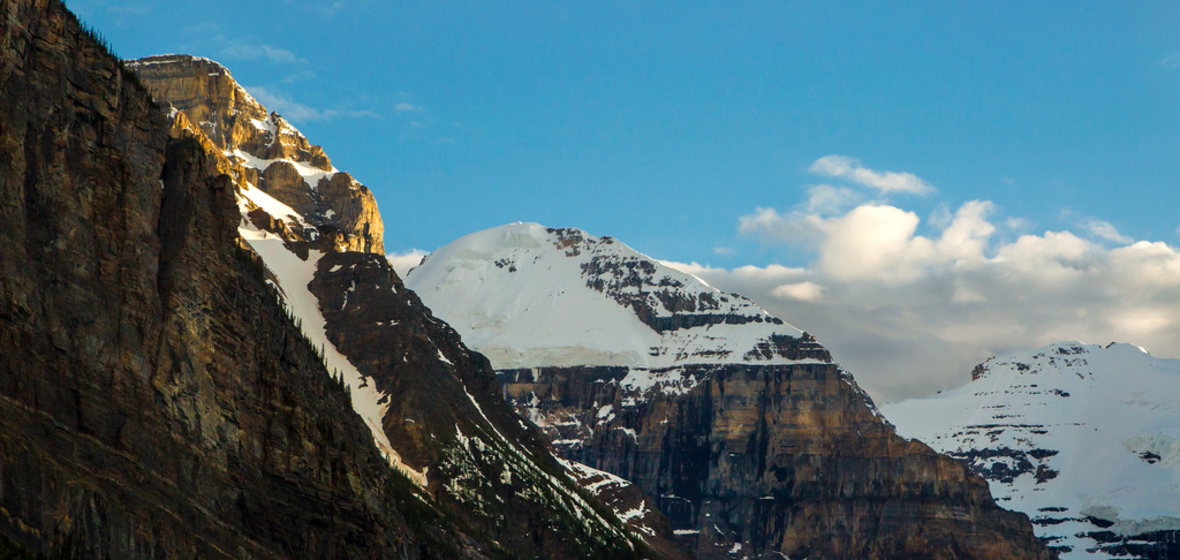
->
[234,186,427,486]
[404,222,816,371]
[882,341,1180,559]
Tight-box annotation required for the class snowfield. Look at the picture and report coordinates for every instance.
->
[883,341,1180,559]
[404,222,814,371]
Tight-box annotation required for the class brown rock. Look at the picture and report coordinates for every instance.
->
[127,54,385,256]
[501,360,1057,560]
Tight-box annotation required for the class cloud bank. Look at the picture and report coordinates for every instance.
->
[673,156,1180,404]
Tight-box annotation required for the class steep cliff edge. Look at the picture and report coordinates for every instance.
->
[0,2,662,559]
[406,223,1056,560]
[0,2,444,557]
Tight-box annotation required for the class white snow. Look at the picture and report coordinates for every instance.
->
[237,181,311,229]
[229,148,337,188]
[882,341,1180,559]
[405,222,816,394]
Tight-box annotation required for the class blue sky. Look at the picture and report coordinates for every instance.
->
[71,1,1180,400]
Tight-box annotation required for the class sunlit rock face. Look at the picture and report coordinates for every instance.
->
[128,53,384,255]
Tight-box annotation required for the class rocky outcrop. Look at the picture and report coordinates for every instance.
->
[127,54,383,255]
[306,251,664,558]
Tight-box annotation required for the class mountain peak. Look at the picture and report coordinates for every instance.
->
[969,340,1152,381]
[127,54,384,255]
[407,222,823,370]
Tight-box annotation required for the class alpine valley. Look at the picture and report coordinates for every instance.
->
[0,0,1061,558]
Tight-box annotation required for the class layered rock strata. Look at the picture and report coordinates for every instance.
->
[0,2,440,557]
[406,223,1056,560]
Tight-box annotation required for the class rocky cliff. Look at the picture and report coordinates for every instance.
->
[0,2,668,559]
[406,223,1056,560]
[127,54,384,255]
[129,45,678,560]
[0,2,448,557]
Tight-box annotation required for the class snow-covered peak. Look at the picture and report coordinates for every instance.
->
[968,340,1150,381]
[882,341,1180,559]
[406,222,816,370]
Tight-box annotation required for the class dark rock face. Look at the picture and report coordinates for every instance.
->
[577,250,784,335]
[0,3,440,558]
[0,2,651,559]
[500,352,1057,559]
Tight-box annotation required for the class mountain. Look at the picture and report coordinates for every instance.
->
[0,1,673,558]
[126,53,384,256]
[404,222,1055,560]
[124,55,682,558]
[882,341,1180,560]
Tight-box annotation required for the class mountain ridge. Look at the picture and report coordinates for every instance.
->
[128,52,682,558]
[406,222,1056,560]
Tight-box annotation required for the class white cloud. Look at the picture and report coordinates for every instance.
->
[809,154,935,195]
[219,43,299,64]
[722,193,1180,404]
[1084,218,1133,244]
[387,249,429,278]
[395,102,424,112]
[742,199,997,283]
[771,282,825,302]
[246,86,380,123]
[804,184,860,214]
[1163,52,1180,68]
[737,206,826,246]
[1005,216,1030,231]
[818,204,932,282]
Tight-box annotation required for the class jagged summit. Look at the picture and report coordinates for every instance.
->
[127,54,384,254]
[883,341,1180,559]
[406,222,824,370]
